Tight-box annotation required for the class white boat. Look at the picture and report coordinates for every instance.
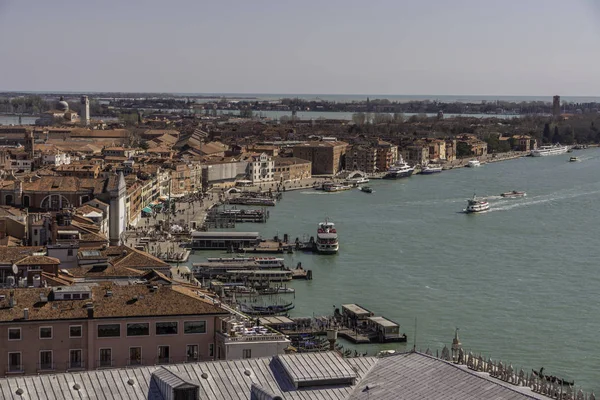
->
[348,177,369,185]
[500,190,526,198]
[322,182,352,192]
[467,160,481,168]
[530,144,569,157]
[569,156,579,162]
[465,194,490,213]
[421,165,443,174]
[383,156,415,179]
[316,219,339,254]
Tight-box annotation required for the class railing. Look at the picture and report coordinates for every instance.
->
[156,357,172,365]
[127,358,143,366]
[96,359,114,368]
[37,362,55,371]
[68,360,85,370]
[219,332,287,342]
[7,364,23,373]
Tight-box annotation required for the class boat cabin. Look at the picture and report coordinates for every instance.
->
[341,304,374,328]
[367,316,402,342]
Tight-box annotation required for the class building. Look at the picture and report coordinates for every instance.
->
[80,96,90,126]
[42,151,71,166]
[345,145,377,174]
[0,283,229,376]
[425,139,447,162]
[0,350,565,399]
[201,160,248,189]
[553,95,561,117]
[273,157,312,182]
[375,140,398,172]
[401,144,429,166]
[35,97,79,126]
[292,141,347,175]
[247,153,275,183]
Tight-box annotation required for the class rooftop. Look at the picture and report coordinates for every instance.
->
[0,283,227,323]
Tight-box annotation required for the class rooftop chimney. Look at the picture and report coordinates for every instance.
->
[9,291,15,308]
[23,308,29,320]
[86,303,94,319]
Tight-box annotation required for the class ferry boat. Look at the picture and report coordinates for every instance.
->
[530,144,569,157]
[500,190,526,198]
[467,160,481,168]
[383,156,415,179]
[465,194,490,213]
[316,219,339,254]
[421,165,443,174]
[322,182,352,192]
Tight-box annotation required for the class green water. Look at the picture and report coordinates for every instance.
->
[192,149,600,391]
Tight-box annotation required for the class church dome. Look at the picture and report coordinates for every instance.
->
[56,97,69,112]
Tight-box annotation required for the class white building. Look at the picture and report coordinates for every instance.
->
[42,151,71,166]
[247,153,275,183]
[215,316,290,360]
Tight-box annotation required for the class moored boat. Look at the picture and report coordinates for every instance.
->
[467,160,481,168]
[465,194,490,213]
[322,182,352,192]
[421,165,443,174]
[383,156,415,179]
[500,190,526,198]
[530,144,569,157]
[316,219,339,254]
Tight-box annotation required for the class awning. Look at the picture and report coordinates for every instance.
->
[142,207,153,213]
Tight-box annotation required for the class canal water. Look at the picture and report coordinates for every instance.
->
[191,149,600,391]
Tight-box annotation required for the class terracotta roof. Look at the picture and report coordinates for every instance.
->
[15,255,60,266]
[103,245,170,270]
[274,157,311,166]
[0,283,228,322]
[0,246,45,264]
[63,264,144,278]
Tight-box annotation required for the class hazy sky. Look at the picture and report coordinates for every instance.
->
[1,0,599,95]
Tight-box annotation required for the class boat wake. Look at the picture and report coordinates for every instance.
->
[488,188,600,212]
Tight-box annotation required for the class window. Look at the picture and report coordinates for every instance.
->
[39,350,53,370]
[8,352,22,372]
[39,326,52,339]
[129,347,142,366]
[208,343,214,358]
[69,349,83,369]
[98,324,120,338]
[157,346,170,364]
[242,349,252,359]
[184,321,206,334]
[67,249,73,256]
[64,294,72,300]
[8,328,21,341]
[33,229,38,235]
[99,348,112,367]
[127,323,149,336]
[70,325,82,338]
[156,322,177,335]
[186,345,199,362]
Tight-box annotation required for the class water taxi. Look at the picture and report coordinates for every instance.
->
[322,182,352,192]
[569,156,579,162]
[500,190,526,198]
[465,195,490,213]
[360,186,373,193]
[421,165,443,174]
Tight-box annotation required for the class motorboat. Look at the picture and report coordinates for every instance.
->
[530,144,569,157]
[360,186,373,193]
[500,190,526,198]
[322,182,352,192]
[569,156,579,162]
[421,165,443,174]
[383,156,415,179]
[348,176,370,185]
[467,160,481,168]
[316,219,339,254]
[465,194,490,213]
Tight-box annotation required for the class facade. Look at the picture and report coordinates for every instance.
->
[42,152,71,166]
[401,145,429,166]
[201,161,248,189]
[247,153,275,183]
[375,140,398,172]
[292,141,347,175]
[0,284,228,376]
[273,157,312,182]
[425,139,447,161]
[345,145,377,174]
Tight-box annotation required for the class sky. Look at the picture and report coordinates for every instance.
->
[1,0,600,95]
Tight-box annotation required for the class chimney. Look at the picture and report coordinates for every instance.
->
[86,303,94,319]
[23,308,29,320]
[9,291,15,308]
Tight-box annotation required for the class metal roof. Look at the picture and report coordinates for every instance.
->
[277,352,357,388]
[341,304,371,316]
[367,316,398,328]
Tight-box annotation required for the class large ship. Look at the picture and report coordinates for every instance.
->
[316,219,339,254]
[383,156,415,179]
[530,144,569,157]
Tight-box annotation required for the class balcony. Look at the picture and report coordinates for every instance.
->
[37,362,55,372]
[96,359,114,369]
[7,364,23,374]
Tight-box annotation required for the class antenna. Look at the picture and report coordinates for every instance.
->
[413,317,417,351]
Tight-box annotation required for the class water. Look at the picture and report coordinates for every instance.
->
[191,149,600,391]
[222,110,520,121]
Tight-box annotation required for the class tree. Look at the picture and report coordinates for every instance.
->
[456,142,473,158]
[552,126,561,143]
[542,123,551,143]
